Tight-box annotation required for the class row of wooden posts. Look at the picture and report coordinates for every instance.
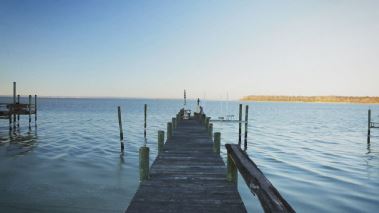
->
[368,109,378,143]
[7,82,38,130]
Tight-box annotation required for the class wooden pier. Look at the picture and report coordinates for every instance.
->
[0,82,37,129]
[126,109,294,213]
[126,116,247,212]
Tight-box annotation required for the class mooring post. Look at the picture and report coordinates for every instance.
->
[227,149,238,184]
[238,104,242,147]
[13,82,16,127]
[9,106,12,130]
[368,109,371,143]
[172,117,176,129]
[213,132,221,155]
[158,130,164,154]
[117,106,124,151]
[28,95,32,129]
[34,95,37,127]
[17,95,20,127]
[244,105,249,150]
[205,117,210,129]
[144,104,147,139]
[139,146,149,181]
[209,123,213,139]
[167,122,173,139]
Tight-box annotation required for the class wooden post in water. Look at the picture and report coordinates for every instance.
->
[244,105,249,150]
[28,95,32,129]
[34,95,37,127]
[9,106,12,130]
[17,95,20,127]
[117,106,124,151]
[238,104,242,147]
[139,146,149,181]
[213,132,221,155]
[167,122,172,139]
[227,149,238,184]
[158,130,164,154]
[172,117,176,129]
[13,82,16,127]
[368,109,371,143]
[208,123,213,139]
[144,104,147,139]
[205,117,210,129]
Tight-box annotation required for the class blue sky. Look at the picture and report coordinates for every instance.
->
[1,0,378,99]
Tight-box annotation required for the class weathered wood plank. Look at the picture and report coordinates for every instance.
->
[126,118,247,213]
[226,144,295,213]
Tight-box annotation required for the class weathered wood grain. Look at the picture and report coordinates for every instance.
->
[225,144,295,213]
[126,118,246,213]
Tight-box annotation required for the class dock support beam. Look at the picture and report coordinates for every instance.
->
[167,122,172,139]
[213,132,220,155]
[139,146,149,181]
[158,130,164,154]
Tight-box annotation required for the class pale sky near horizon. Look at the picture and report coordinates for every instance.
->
[1,0,378,100]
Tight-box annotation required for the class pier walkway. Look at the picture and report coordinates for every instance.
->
[126,117,247,213]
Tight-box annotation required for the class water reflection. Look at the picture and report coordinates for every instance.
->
[1,128,38,156]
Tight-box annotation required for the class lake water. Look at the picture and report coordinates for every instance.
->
[0,98,378,212]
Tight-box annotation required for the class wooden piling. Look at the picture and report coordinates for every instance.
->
[244,105,249,150]
[34,95,37,126]
[172,117,176,129]
[227,149,238,184]
[158,130,164,154]
[208,123,213,139]
[17,95,20,127]
[117,106,124,151]
[368,109,371,143]
[213,132,221,155]
[205,117,210,129]
[238,104,242,146]
[144,104,147,139]
[167,122,173,139]
[13,82,16,126]
[28,95,32,129]
[139,146,150,181]
[9,106,12,130]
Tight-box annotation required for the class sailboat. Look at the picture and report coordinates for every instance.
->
[211,93,241,123]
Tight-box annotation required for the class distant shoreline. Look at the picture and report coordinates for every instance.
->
[241,95,379,104]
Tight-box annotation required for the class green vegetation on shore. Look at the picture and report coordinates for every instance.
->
[241,95,379,104]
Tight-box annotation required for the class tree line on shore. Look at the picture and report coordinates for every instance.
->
[241,95,379,103]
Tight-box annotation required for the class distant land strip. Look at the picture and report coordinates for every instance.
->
[241,95,379,104]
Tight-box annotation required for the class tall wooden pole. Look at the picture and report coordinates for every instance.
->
[368,109,371,143]
[28,95,32,129]
[34,95,37,127]
[13,82,16,127]
[17,95,20,127]
[144,104,147,145]
[117,106,124,151]
[244,105,249,150]
[238,104,242,147]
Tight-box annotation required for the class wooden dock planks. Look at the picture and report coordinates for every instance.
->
[126,118,247,213]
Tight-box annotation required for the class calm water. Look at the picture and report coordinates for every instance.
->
[0,98,378,212]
